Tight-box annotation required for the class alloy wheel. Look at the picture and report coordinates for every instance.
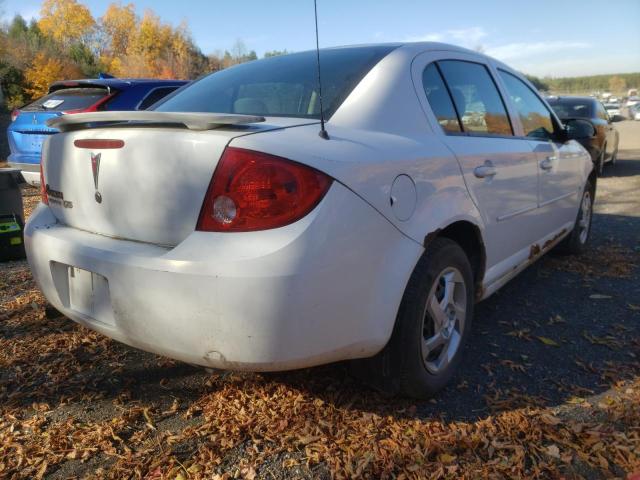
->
[578,190,592,244]
[421,267,467,375]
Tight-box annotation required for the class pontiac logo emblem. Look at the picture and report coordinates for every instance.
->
[91,152,102,203]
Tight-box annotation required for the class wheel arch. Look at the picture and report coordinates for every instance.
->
[424,220,486,300]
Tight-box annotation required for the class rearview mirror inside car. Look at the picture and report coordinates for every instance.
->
[563,118,596,140]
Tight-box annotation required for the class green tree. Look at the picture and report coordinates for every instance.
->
[524,74,549,92]
[264,49,289,58]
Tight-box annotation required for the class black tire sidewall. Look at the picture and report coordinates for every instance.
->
[565,182,594,254]
[392,238,474,398]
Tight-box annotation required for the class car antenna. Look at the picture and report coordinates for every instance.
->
[314,0,329,140]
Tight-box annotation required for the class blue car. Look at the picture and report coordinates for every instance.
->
[7,76,189,184]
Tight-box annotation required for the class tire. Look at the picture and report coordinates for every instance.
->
[351,238,474,398]
[559,181,594,255]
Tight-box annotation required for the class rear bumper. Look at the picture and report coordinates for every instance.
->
[25,183,422,371]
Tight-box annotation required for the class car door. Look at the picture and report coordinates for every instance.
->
[595,101,617,159]
[413,53,541,280]
[496,70,583,232]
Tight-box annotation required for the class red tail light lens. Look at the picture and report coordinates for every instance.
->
[11,110,19,122]
[197,147,332,232]
[40,163,49,205]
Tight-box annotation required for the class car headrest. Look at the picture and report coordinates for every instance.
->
[233,98,269,115]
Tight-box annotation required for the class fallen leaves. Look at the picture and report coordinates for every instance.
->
[1,190,639,479]
[536,336,560,347]
[543,243,639,279]
[589,294,613,300]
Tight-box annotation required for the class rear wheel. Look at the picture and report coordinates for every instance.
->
[352,238,474,398]
[559,181,594,255]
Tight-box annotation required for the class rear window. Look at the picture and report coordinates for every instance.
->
[548,99,593,119]
[22,88,109,112]
[138,86,180,110]
[154,46,398,119]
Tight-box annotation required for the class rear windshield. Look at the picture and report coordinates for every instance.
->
[605,104,619,109]
[22,88,109,112]
[548,99,593,119]
[154,46,398,119]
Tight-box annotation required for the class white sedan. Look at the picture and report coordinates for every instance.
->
[26,43,595,398]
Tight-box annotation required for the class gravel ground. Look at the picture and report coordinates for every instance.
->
[0,122,639,479]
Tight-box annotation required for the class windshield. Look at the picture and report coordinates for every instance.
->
[605,104,619,110]
[21,88,109,112]
[548,99,592,119]
[154,46,398,119]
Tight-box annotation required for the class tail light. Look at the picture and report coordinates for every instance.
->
[197,147,332,232]
[40,163,48,205]
[62,94,115,115]
[11,109,20,122]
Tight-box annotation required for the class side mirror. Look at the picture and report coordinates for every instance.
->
[563,118,596,140]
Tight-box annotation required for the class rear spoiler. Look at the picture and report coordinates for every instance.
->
[46,111,266,132]
[48,82,114,94]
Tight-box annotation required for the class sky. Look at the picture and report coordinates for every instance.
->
[3,0,640,78]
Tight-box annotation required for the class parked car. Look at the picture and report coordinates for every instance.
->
[546,96,620,175]
[626,96,640,108]
[7,76,188,185]
[630,103,640,121]
[603,102,622,120]
[26,43,595,398]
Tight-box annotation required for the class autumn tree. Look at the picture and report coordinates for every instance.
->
[101,2,136,53]
[38,0,95,46]
[24,52,82,98]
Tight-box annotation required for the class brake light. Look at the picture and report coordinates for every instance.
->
[197,147,332,232]
[11,109,19,122]
[40,163,48,205]
[62,93,115,115]
[74,139,124,149]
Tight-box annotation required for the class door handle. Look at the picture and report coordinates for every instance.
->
[474,161,497,179]
[540,156,555,170]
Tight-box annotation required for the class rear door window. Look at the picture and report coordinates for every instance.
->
[437,60,513,136]
[138,87,179,110]
[21,88,109,112]
[498,71,556,140]
[422,63,462,133]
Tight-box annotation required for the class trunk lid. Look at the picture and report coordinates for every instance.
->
[42,116,315,246]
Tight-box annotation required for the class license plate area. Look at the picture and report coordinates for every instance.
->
[28,134,45,152]
[66,266,115,326]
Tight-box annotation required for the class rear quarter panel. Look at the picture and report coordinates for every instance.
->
[232,45,484,251]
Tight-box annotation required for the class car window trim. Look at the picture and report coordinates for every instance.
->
[435,59,515,138]
[496,68,564,143]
